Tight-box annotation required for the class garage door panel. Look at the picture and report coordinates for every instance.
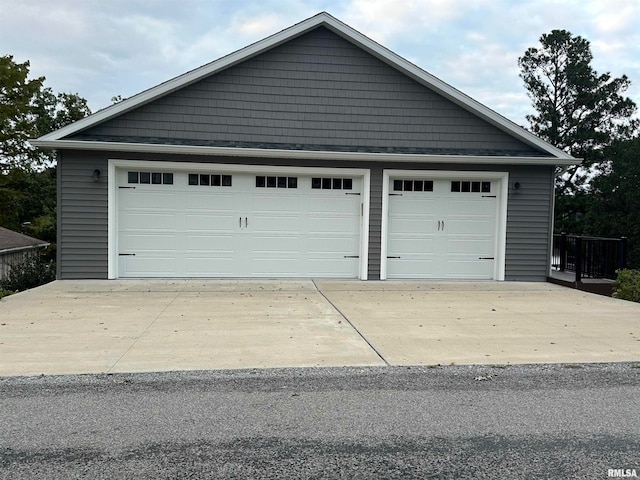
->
[184,257,235,276]
[122,233,177,251]
[308,236,356,254]
[252,215,301,233]
[445,218,494,235]
[446,237,493,255]
[389,217,435,235]
[122,256,178,276]
[121,213,177,230]
[186,234,235,251]
[444,258,494,278]
[308,258,358,277]
[250,258,301,276]
[186,193,234,210]
[252,195,302,212]
[185,213,235,231]
[310,215,359,233]
[124,191,177,209]
[389,236,435,254]
[308,196,357,213]
[390,198,437,215]
[445,198,494,215]
[252,235,301,252]
[387,258,435,278]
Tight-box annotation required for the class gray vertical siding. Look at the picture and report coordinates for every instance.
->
[58,153,108,279]
[367,167,383,280]
[71,27,542,157]
[57,151,554,281]
[504,166,555,281]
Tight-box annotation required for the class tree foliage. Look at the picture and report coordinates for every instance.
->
[0,54,91,172]
[582,138,640,268]
[0,55,45,171]
[518,30,638,193]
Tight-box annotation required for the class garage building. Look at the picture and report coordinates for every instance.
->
[33,12,575,281]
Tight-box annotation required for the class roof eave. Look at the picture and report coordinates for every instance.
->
[30,139,580,166]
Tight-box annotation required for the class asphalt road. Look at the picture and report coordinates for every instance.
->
[1,364,639,479]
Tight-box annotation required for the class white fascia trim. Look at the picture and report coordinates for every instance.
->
[108,158,371,280]
[32,140,579,166]
[380,169,508,281]
[35,11,573,161]
[0,244,49,255]
[107,161,117,279]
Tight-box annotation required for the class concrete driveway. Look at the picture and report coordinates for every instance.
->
[1,280,639,376]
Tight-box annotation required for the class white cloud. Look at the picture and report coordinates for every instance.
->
[0,0,638,122]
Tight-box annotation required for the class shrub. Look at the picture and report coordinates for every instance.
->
[612,269,640,303]
[0,289,14,300]
[0,253,55,292]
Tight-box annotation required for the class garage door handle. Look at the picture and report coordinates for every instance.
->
[245,217,248,228]
[437,220,441,231]
[119,253,136,256]
[387,256,401,259]
[479,257,495,260]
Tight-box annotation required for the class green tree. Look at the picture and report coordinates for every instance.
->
[0,55,45,171]
[518,30,638,194]
[0,55,90,172]
[0,167,57,242]
[583,138,640,268]
[31,87,91,165]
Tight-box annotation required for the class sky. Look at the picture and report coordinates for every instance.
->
[1,0,639,127]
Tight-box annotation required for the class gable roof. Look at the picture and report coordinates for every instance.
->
[0,227,49,254]
[32,12,574,163]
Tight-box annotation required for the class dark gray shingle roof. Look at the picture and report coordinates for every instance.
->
[0,227,49,253]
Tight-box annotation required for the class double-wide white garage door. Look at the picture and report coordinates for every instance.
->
[116,167,363,278]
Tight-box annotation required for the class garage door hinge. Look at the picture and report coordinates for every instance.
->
[387,256,401,259]
[344,255,359,258]
[119,186,136,189]
[482,195,496,198]
[479,257,494,260]
[119,253,136,256]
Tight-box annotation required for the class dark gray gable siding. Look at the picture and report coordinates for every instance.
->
[58,150,553,281]
[70,27,545,157]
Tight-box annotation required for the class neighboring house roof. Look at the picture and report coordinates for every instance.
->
[0,227,49,254]
[31,11,575,164]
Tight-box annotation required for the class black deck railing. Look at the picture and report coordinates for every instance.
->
[552,233,628,282]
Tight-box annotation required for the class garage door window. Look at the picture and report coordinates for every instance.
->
[451,181,491,193]
[255,176,298,188]
[188,174,232,187]
[393,179,434,192]
[311,177,353,190]
[128,171,174,185]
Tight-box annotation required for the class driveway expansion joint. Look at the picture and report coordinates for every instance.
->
[312,279,390,366]
[106,287,184,374]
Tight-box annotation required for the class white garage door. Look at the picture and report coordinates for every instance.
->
[386,176,499,279]
[116,168,362,278]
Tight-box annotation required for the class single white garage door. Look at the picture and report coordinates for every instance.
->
[386,176,499,279]
[116,168,362,277]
